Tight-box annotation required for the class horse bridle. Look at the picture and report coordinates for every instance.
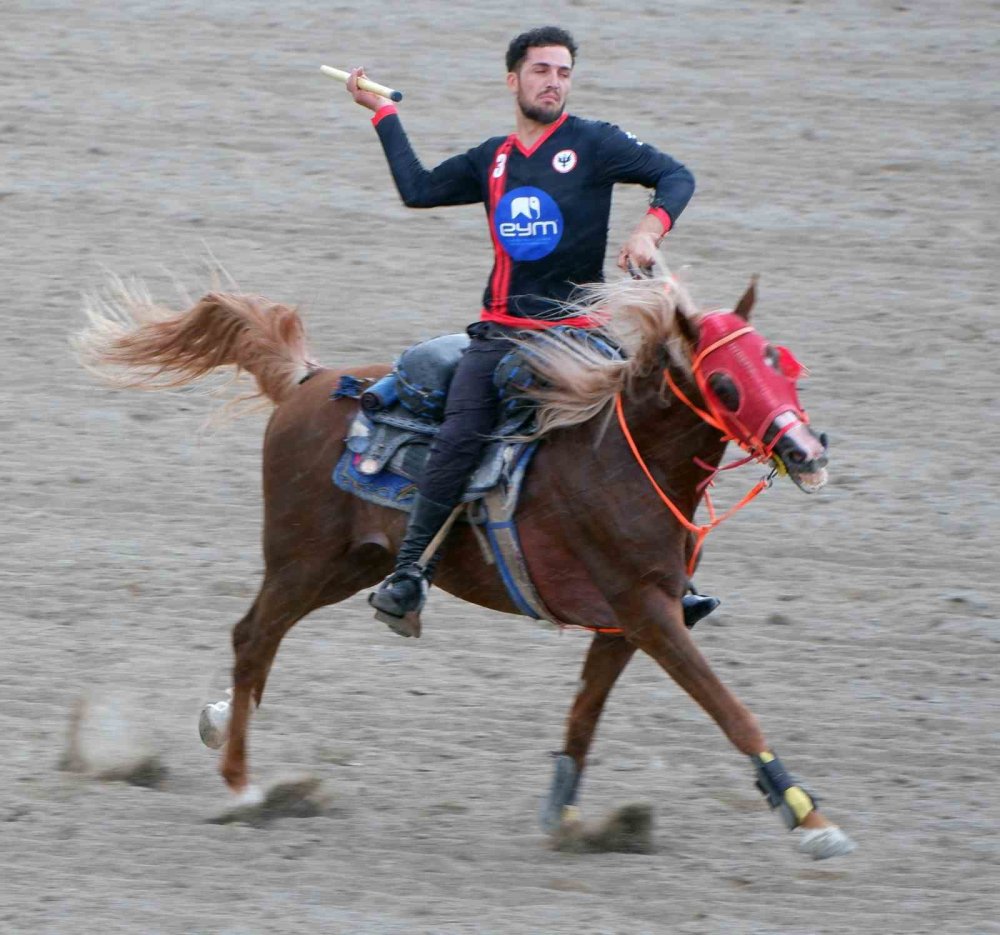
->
[614,312,810,575]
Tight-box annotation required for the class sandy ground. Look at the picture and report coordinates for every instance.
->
[2,1,998,932]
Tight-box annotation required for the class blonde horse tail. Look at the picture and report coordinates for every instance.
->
[75,277,319,409]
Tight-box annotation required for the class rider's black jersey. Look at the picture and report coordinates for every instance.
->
[371,107,695,328]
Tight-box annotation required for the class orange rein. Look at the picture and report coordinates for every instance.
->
[614,351,775,577]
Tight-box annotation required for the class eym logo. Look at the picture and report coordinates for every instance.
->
[494,187,563,261]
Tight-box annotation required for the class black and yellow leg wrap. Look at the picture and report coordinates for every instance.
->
[751,751,817,830]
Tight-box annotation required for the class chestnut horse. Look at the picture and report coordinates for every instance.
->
[77,269,855,860]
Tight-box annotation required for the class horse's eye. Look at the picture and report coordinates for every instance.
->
[764,345,781,370]
[708,373,740,411]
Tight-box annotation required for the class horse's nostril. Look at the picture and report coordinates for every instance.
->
[789,449,805,463]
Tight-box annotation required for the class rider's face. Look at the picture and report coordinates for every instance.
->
[508,45,573,125]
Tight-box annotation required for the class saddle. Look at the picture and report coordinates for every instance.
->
[332,332,540,510]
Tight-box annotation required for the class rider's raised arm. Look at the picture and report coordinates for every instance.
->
[346,67,483,209]
[595,122,696,236]
[371,105,483,208]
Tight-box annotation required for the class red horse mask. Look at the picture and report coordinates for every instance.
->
[690,311,807,456]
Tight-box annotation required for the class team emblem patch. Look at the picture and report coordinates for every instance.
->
[552,149,578,173]
[494,186,563,261]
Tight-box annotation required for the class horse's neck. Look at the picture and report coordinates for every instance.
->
[614,374,727,512]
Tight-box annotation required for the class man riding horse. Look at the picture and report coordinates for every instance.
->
[345,26,719,631]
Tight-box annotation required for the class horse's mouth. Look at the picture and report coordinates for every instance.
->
[768,419,829,494]
[787,464,829,494]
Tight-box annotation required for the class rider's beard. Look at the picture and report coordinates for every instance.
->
[517,91,565,125]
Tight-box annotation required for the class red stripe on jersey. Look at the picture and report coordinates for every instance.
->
[480,308,602,330]
[484,114,569,321]
[512,111,569,158]
[486,137,516,318]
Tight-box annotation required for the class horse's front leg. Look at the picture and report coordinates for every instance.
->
[620,585,856,860]
[541,631,636,831]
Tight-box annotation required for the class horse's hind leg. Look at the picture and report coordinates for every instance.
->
[249,546,391,710]
[621,586,856,859]
[541,631,636,831]
[217,543,390,798]
[219,566,325,798]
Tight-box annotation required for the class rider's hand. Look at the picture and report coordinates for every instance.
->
[617,214,667,273]
[346,66,391,113]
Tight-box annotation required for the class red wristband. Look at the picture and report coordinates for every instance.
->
[646,206,673,239]
[371,104,398,127]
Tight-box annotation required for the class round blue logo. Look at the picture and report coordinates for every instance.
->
[494,186,563,261]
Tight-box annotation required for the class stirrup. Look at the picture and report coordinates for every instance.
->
[369,567,428,639]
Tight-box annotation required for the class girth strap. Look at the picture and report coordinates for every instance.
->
[481,446,565,626]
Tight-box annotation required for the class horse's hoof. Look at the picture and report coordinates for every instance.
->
[798,826,857,860]
[198,693,232,749]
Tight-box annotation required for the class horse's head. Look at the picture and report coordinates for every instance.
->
[674,279,829,492]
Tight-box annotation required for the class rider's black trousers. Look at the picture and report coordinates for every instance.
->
[419,322,518,506]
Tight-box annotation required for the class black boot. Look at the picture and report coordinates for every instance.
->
[369,494,455,638]
[682,590,720,629]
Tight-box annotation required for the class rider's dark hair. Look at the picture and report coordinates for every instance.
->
[505,27,578,73]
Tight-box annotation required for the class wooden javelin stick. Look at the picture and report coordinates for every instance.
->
[320,65,403,102]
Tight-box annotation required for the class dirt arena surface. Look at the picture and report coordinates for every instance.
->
[2,1,998,932]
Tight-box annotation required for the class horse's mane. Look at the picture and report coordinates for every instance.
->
[516,263,701,437]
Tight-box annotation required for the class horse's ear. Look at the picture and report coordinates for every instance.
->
[733,275,759,321]
[675,307,700,346]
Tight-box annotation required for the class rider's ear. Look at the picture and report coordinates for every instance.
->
[675,307,700,346]
[733,275,758,321]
